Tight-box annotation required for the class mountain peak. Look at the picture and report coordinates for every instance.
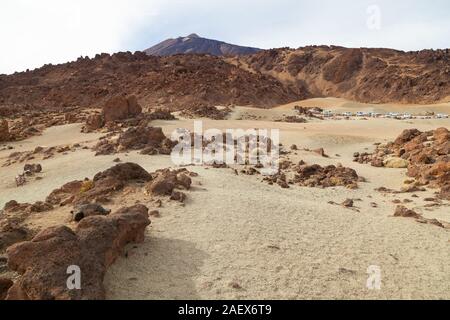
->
[145,34,261,57]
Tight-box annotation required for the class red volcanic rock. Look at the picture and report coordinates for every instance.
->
[0,200,52,252]
[263,163,359,189]
[147,109,176,121]
[394,205,421,219]
[46,180,84,206]
[145,169,193,197]
[23,163,42,174]
[146,174,177,196]
[355,127,449,199]
[170,191,187,202]
[118,126,166,150]
[394,129,422,145]
[76,163,151,205]
[5,204,150,300]
[176,173,192,190]
[313,148,328,157]
[94,125,175,156]
[93,162,151,183]
[92,139,117,156]
[0,278,13,300]
[0,224,32,253]
[0,119,9,142]
[294,164,359,188]
[83,114,104,132]
[46,163,151,206]
[126,95,142,116]
[102,95,142,123]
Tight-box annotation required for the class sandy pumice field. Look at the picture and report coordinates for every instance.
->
[1,98,449,300]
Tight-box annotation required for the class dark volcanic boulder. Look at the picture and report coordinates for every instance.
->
[117,126,166,150]
[93,162,152,183]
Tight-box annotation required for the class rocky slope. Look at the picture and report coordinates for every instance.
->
[1,46,449,118]
[229,46,450,104]
[145,33,261,56]
[0,52,299,116]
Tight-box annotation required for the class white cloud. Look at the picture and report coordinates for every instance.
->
[0,0,160,74]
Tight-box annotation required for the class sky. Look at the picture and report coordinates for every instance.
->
[0,0,449,74]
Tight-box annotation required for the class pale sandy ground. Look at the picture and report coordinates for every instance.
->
[278,97,450,114]
[0,100,449,300]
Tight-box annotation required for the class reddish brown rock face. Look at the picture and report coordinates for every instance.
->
[237,47,450,104]
[102,95,142,123]
[0,119,10,142]
[0,278,13,300]
[83,114,104,132]
[5,205,150,300]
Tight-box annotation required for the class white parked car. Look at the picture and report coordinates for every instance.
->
[387,112,400,119]
[436,113,449,119]
[401,113,412,119]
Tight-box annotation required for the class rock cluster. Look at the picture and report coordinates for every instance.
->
[3,109,90,142]
[276,116,307,123]
[3,144,83,167]
[4,204,150,300]
[294,164,359,189]
[46,163,152,206]
[82,95,143,132]
[147,108,176,121]
[294,105,323,118]
[144,168,193,203]
[354,128,449,199]
[93,125,175,156]
[394,205,445,228]
[263,162,359,189]
[180,105,231,120]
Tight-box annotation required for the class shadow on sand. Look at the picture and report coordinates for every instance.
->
[105,236,209,299]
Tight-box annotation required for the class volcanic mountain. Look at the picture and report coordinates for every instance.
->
[144,33,261,57]
[0,43,449,117]
[229,46,450,104]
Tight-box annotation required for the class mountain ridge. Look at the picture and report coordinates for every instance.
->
[145,34,262,56]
